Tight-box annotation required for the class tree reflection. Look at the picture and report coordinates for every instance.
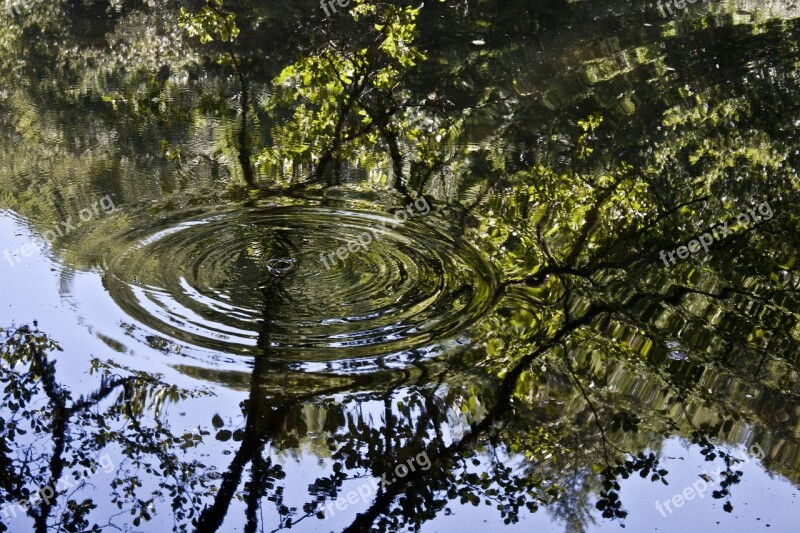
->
[0,326,212,532]
[0,0,799,532]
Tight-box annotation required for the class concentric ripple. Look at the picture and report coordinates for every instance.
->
[104,206,498,362]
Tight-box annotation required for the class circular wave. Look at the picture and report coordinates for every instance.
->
[103,206,498,363]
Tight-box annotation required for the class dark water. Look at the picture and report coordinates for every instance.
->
[1,1,800,532]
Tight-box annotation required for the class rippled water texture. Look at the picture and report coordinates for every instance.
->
[104,205,498,364]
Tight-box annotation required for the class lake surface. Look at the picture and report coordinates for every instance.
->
[1,1,799,532]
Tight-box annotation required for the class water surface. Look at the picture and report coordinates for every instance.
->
[1,1,799,532]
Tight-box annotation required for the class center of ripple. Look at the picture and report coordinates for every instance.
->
[104,207,497,361]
